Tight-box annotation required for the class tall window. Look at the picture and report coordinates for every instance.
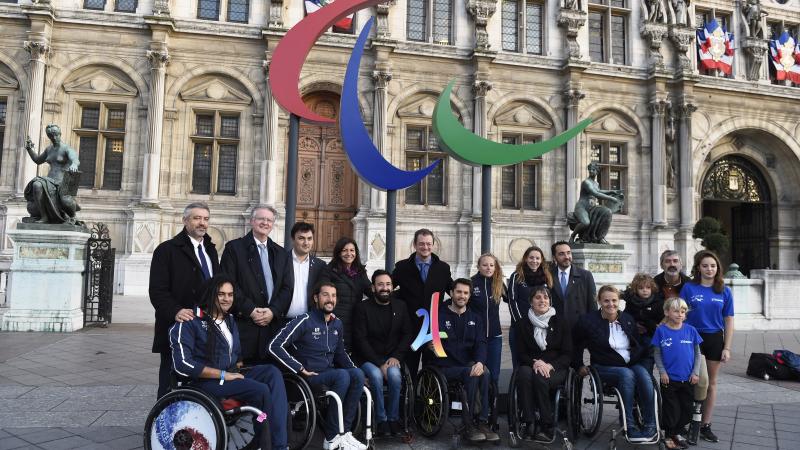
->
[0,99,6,170]
[590,141,627,212]
[198,0,220,20]
[191,111,239,195]
[115,0,136,12]
[501,0,543,54]
[405,126,446,205]
[407,0,453,44]
[84,0,106,9]
[228,0,248,22]
[75,103,127,190]
[588,0,629,65]
[501,133,541,210]
[695,8,733,78]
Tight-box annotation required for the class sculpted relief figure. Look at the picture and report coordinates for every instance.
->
[567,162,625,244]
[23,124,82,224]
[563,0,581,11]
[644,0,665,23]
[743,0,767,38]
[672,0,688,26]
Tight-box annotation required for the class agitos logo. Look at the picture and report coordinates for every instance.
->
[269,0,592,356]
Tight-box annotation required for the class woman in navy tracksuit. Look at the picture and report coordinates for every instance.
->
[169,274,288,450]
[505,246,553,368]
[469,253,505,387]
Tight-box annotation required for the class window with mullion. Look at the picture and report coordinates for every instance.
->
[501,133,540,210]
[198,0,220,20]
[525,0,543,55]
[405,126,446,206]
[407,0,428,41]
[610,14,626,65]
[502,0,543,54]
[102,136,124,189]
[78,135,98,188]
[589,12,604,62]
[589,3,628,65]
[501,0,519,52]
[192,142,213,194]
[590,140,627,212]
[228,0,249,23]
[75,103,127,190]
[432,0,452,44]
[115,0,136,12]
[191,111,240,195]
[84,0,106,10]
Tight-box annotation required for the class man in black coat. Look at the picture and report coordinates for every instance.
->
[653,249,691,300]
[149,202,221,398]
[352,270,414,436]
[391,228,453,380]
[549,240,597,329]
[285,221,330,321]
[221,205,293,363]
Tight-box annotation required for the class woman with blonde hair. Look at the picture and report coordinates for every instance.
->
[469,253,505,387]
[505,246,553,367]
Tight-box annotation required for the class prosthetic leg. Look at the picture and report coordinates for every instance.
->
[688,356,709,445]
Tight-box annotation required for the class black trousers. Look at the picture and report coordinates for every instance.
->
[517,366,567,426]
[158,351,172,399]
[661,380,693,435]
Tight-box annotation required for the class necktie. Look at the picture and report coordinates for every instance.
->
[560,271,568,298]
[197,244,211,280]
[419,263,429,283]
[259,243,275,301]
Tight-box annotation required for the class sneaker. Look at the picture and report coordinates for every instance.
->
[478,421,500,442]
[466,424,486,443]
[627,428,649,443]
[376,421,390,437]
[342,432,367,450]
[642,426,658,441]
[322,434,342,450]
[388,420,402,436]
[686,422,700,445]
[699,424,719,443]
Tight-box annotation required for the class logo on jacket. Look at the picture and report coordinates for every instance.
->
[661,338,673,347]
[312,327,321,340]
[468,320,476,326]
[333,329,339,336]
[444,320,452,329]
[410,292,448,358]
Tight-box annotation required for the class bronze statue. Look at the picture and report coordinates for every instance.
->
[567,162,625,244]
[23,124,82,224]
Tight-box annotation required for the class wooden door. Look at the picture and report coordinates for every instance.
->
[296,93,358,256]
[732,203,770,275]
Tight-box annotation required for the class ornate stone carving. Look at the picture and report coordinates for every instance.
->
[152,0,170,16]
[642,0,666,24]
[146,50,170,69]
[649,98,670,117]
[742,37,769,81]
[674,100,696,120]
[372,71,392,90]
[375,1,395,39]
[466,0,497,52]
[668,26,695,71]
[671,0,688,26]
[23,41,50,62]
[558,8,588,60]
[269,0,284,28]
[640,23,669,69]
[563,87,585,107]
[472,80,492,98]
[741,0,767,39]
[562,0,581,10]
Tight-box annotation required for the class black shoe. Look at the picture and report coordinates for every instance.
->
[672,434,689,449]
[686,422,699,445]
[523,423,537,440]
[466,425,486,443]
[388,420,402,436]
[376,421,390,437]
[534,424,554,442]
[699,424,719,443]
[478,421,500,442]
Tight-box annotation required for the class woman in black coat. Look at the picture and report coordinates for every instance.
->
[513,285,572,441]
[506,246,554,368]
[328,237,371,351]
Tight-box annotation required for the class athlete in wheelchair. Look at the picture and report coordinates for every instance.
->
[144,274,288,450]
[507,285,577,448]
[269,281,370,450]
[414,278,500,446]
[574,285,662,449]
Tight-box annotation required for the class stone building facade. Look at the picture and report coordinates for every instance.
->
[0,0,798,295]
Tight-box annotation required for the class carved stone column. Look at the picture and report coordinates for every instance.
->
[370,71,392,212]
[375,1,394,39]
[563,86,585,211]
[640,23,668,71]
[742,37,769,81]
[669,26,696,75]
[675,98,697,228]
[649,97,669,227]
[466,0,497,52]
[558,8,588,61]
[470,80,492,215]
[268,0,284,28]
[261,56,279,205]
[141,49,169,204]
[16,40,50,196]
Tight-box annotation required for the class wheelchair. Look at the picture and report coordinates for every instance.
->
[506,366,577,449]
[576,366,666,450]
[358,364,415,443]
[144,373,272,450]
[413,365,499,448]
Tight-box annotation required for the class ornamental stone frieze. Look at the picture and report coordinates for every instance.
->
[466,0,497,52]
[269,0,284,28]
[557,8,588,61]
[668,25,695,72]
[375,1,395,39]
[640,1,668,72]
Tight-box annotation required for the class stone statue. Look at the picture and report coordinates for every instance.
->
[567,162,625,244]
[23,124,82,225]
[644,0,664,23]
[672,0,688,26]
[743,0,767,38]
[563,0,581,11]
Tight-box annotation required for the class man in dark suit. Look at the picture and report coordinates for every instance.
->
[150,202,222,398]
[391,228,453,381]
[221,205,293,363]
[286,221,330,321]
[352,270,414,437]
[549,240,597,329]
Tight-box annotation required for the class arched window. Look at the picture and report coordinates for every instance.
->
[701,156,768,203]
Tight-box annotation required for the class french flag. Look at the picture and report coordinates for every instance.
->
[697,19,734,75]
[769,31,800,83]
[305,0,354,32]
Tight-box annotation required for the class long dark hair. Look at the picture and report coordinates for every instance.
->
[514,246,553,288]
[329,237,366,274]
[197,274,237,366]
[690,250,725,294]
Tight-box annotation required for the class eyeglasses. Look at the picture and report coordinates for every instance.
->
[253,217,275,223]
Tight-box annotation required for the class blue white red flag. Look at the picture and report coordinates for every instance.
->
[195,306,205,318]
[305,0,353,32]
[697,19,734,75]
[770,31,800,83]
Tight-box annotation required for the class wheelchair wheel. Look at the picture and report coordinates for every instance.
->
[144,388,227,450]
[283,373,316,450]
[488,380,499,433]
[224,411,261,450]
[564,368,577,443]
[576,367,602,438]
[506,369,524,448]
[413,367,448,437]
[401,365,414,437]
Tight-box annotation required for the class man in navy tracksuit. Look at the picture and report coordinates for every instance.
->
[429,278,499,443]
[270,282,366,450]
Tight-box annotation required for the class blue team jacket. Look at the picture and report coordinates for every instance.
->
[433,303,487,368]
[269,309,356,373]
[169,314,241,380]
[468,274,502,339]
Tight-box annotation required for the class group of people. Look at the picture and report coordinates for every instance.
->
[150,202,735,450]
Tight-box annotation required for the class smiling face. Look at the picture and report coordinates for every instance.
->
[665,306,686,325]
[598,291,620,320]
[478,255,496,278]
[526,249,543,271]
[661,254,682,277]
[414,234,434,259]
[372,274,393,303]
[340,243,357,267]
[451,282,471,309]
[530,290,551,315]
[699,256,718,281]
[293,230,314,257]
[216,282,234,314]
[183,207,210,241]
[315,285,337,314]
[553,244,572,270]
[250,208,275,242]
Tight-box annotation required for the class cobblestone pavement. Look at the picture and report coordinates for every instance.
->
[1,313,800,449]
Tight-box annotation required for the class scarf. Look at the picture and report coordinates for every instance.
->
[343,265,360,279]
[528,307,556,351]
[523,265,547,287]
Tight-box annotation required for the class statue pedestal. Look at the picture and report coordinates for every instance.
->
[570,243,633,287]
[1,226,90,332]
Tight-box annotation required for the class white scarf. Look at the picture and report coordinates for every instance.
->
[528,307,556,351]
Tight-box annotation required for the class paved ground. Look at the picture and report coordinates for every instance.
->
[1,297,800,449]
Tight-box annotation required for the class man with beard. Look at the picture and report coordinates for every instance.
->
[352,270,414,437]
[549,241,597,329]
[270,282,367,450]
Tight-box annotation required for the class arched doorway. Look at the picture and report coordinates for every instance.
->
[701,156,771,276]
[294,92,358,257]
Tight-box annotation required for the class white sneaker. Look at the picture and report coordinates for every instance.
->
[322,434,343,449]
[342,431,367,450]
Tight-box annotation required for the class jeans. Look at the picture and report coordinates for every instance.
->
[361,362,402,422]
[196,364,289,450]
[438,366,491,423]
[594,363,656,432]
[486,336,502,387]
[307,367,365,440]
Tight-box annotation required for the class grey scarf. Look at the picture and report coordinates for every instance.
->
[528,307,556,351]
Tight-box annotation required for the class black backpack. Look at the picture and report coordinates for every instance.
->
[747,352,795,380]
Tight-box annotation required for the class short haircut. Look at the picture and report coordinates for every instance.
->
[597,284,621,301]
[663,297,689,313]
[452,277,473,292]
[629,273,658,293]
[291,221,315,238]
[183,202,210,219]
[551,240,571,258]
[312,281,337,298]
[371,269,392,285]
[660,250,681,265]
[414,228,435,244]
[250,204,279,221]
[529,285,551,303]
